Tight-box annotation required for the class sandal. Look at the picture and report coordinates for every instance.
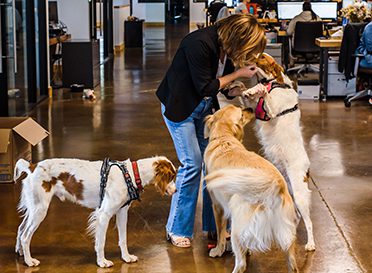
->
[167,234,191,248]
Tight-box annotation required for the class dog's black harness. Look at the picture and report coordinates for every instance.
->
[99,158,143,208]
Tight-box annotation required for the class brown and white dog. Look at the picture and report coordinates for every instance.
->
[13,156,177,268]
[229,53,315,251]
[204,105,298,273]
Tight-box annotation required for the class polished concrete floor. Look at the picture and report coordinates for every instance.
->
[1,24,371,273]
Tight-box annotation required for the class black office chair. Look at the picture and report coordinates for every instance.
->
[50,43,63,88]
[287,21,323,75]
[207,0,226,25]
[344,56,372,107]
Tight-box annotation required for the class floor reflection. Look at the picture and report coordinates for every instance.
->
[309,134,345,177]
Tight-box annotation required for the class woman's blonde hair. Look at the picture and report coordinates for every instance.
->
[217,14,266,67]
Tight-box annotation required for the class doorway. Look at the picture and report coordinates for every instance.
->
[92,0,113,61]
[165,0,189,24]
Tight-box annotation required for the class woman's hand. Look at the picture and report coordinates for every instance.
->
[235,64,258,78]
[218,64,257,90]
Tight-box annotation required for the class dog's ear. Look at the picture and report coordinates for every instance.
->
[153,159,177,195]
[241,108,254,125]
[272,63,284,84]
[204,114,214,139]
[256,67,270,81]
[231,123,244,141]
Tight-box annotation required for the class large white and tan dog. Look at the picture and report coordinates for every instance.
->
[204,105,299,273]
[229,53,315,251]
[13,156,177,268]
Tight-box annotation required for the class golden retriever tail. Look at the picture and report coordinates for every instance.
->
[206,168,283,204]
[206,168,297,252]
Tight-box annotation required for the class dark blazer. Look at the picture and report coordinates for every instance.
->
[338,23,367,81]
[156,25,235,122]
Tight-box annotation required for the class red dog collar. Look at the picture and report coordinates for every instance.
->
[131,161,143,192]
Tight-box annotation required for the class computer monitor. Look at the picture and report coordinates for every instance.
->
[49,1,59,24]
[277,1,338,20]
[277,2,303,20]
[312,2,338,20]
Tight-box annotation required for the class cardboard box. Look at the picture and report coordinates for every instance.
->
[0,118,49,183]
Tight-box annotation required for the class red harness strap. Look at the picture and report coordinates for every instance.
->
[255,82,272,121]
[131,161,143,192]
[255,81,293,121]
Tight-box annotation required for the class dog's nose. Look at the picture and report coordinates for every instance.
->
[166,183,177,196]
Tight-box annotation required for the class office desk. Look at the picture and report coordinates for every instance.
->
[62,40,100,89]
[315,37,342,101]
[257,18,278,24]
[275,30,290,69]
[49,34,71,46]
[49,34,71,88]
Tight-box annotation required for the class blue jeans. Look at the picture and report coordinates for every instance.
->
[161,99,216,238]
[360,59,372,68]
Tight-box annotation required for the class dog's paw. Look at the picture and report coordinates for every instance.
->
[25,257,40,267]
[122,254,138,263]
[209,246,225,258]
[15,247,24,256]
[305,242,316,251]
[97,258,114,268]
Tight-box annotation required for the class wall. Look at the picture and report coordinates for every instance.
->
[132,1,164,23]
[53,0,90,40]
[114,0,130,5]
[113,5,131,47]
[190,2,206,25]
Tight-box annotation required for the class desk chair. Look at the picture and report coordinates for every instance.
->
[287,21,323,75]
[344,55,372,107]
[50,43,63,88]
[207,1,226,25]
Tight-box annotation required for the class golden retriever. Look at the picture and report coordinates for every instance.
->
[204,105,299,273]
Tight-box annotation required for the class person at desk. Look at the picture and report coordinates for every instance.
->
[356,21,372,104]
[357,21,372,68]
[235,0,249,14]
[286,1,320,37]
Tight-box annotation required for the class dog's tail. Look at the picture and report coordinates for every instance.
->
[14,159,33,217]
[14,159,31,183]
[206,168,285,205]
[87,209,99,238]
[206,168,297,251]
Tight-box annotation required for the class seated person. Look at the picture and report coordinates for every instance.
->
[357,21,372,68]
[356,21,372,104]
[286,1,321,37]
[208,0,227,24]
[235,0,249,14]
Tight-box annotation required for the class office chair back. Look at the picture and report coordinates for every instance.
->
[293,21,323,53]
[208,1,226,24]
